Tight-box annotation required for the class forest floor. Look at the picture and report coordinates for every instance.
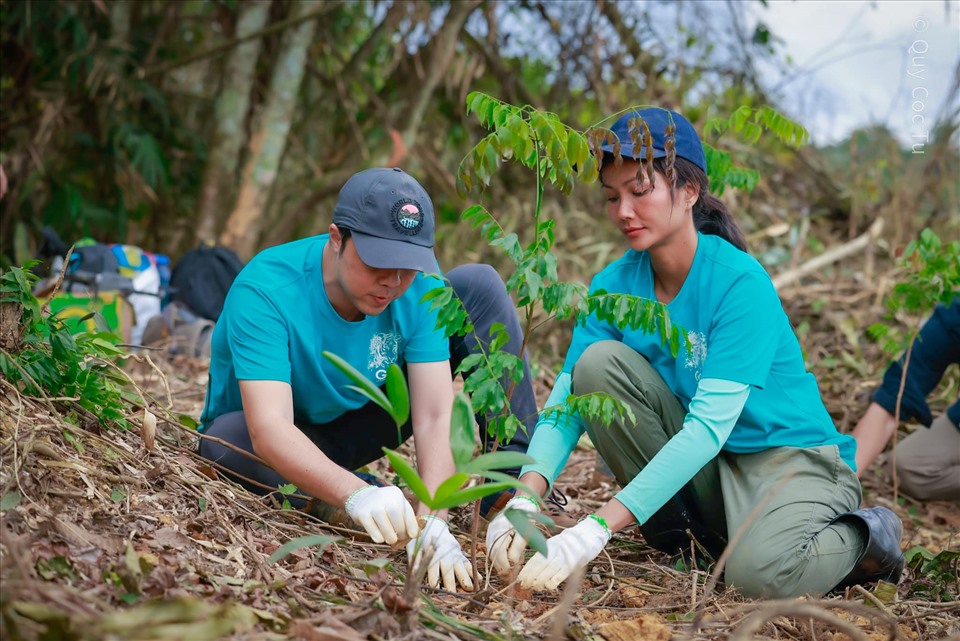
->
[1,270,958,641]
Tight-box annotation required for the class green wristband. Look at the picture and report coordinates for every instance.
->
[514,494,540,508]
[345,485,371,511]
[587,513,611,536]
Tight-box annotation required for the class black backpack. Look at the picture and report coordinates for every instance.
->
[69,243,119,275]
[170,244,244,321]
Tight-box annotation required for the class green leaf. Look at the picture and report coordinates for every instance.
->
[37,556,78,581]
[0,491,22,511]
[505,508,550,557]
[431,481,517,511]
[450,392,476,470]
[178,414,198,429]
[488,322,509,352]
[384,363,409,427]
[870,580,899,605]
[267,534,340,565]
[111,486,126,502]
[383,448,433,507]
[466,91,484,116]
[432,473,470,504]
[460,451,535,474]
[363,557,393,577]
[323,350,393,418]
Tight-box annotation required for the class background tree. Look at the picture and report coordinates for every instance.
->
[194,0,272,245]
[218,0,318,259]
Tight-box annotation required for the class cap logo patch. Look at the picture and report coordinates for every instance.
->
[391,199,424,236]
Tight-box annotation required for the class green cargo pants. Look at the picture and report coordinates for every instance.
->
[572,340,865,598]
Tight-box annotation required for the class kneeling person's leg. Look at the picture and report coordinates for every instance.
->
[895,414,960,501]
[199,402,412,510]
[720,446,885,598]
[572,340,728,555]
[199,411,293,500]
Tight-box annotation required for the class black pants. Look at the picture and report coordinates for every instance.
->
[198,264,538,503]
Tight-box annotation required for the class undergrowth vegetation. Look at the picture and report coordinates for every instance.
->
[0,263,135,431]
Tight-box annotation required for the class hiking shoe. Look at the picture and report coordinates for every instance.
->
[832,506,905,589]
[480,486,570,520]
[141,314,167,346]
[480,487,517,520]
[545,488,568,513]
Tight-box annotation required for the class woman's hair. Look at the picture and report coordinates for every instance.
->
[653,156,748,251]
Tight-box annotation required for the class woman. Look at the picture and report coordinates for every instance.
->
[485,107,904,598]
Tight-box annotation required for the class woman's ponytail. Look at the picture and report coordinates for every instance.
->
[693,194,747,251]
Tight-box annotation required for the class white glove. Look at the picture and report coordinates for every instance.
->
[344,485,419,545]
[517,515,612,590]
[485,495,540,573]
[406,515,474,592]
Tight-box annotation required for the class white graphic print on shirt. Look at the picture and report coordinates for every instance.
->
[369,332,401,382]
[685,330,707,381]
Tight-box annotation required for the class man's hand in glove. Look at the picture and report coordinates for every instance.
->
[344,485,419,545]
[406,515,474,591]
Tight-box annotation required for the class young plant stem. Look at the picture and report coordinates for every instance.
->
[892,336,916,505]
[500,302,538,415]
[534,147,544,234]
[470,497,481,588]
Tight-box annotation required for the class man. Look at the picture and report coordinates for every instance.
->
[198,168,538,592]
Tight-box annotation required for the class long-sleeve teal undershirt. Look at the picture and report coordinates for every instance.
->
[520,372,751,525]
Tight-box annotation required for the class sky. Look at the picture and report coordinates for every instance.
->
[751,0,960,145]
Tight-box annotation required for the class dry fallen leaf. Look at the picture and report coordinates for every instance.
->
[620,584,650,608]
[599,613,673,641]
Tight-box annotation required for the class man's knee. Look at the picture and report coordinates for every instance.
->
[199,411,250,456]
[571,340,635,395]
[447,263,505,299]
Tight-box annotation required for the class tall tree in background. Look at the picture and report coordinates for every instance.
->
[194,0,272,245]
[219,2,317,259]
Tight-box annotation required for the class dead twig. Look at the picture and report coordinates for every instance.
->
[773,218,884,290]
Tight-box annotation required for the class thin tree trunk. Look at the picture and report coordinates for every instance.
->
[219,3,319,259]
[194,0,272,245]
[110,1,131,46]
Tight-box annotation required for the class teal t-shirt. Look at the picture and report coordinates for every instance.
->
[563,233,855,467]
[200,235,449,428]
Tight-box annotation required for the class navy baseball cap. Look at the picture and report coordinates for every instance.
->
[601,108,706,174]
[332,168,437,273]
